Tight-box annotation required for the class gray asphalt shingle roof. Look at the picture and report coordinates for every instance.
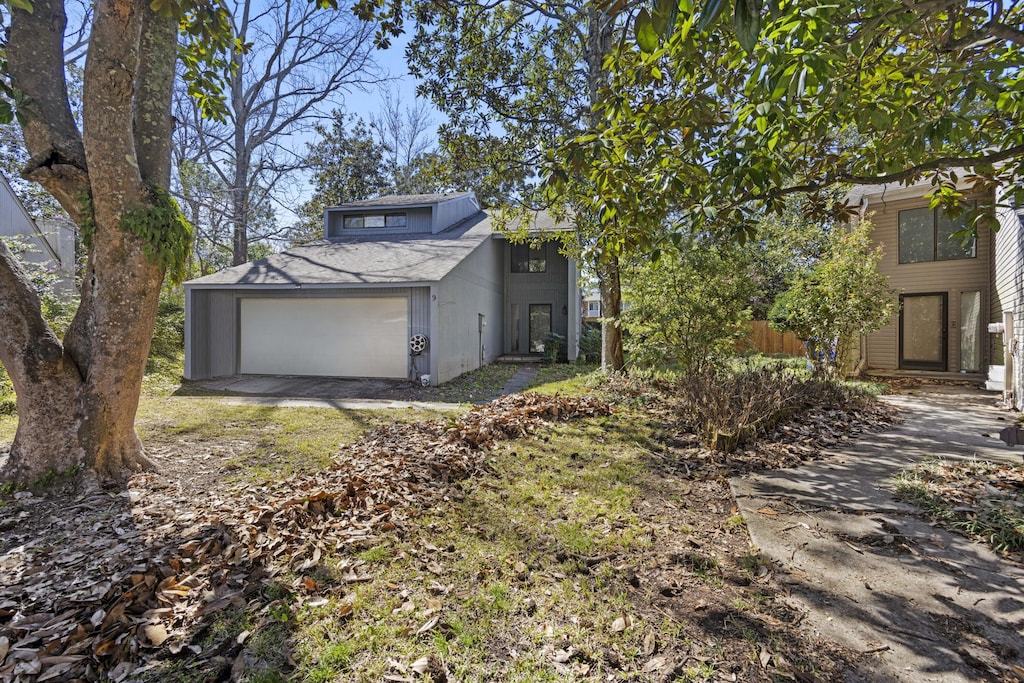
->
[327,192,475,209]
[186,212,493,287]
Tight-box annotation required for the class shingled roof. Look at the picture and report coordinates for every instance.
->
[186,212,492,288]
[325,192,476,210]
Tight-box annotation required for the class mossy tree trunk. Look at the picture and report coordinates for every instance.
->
[0,0,177,487]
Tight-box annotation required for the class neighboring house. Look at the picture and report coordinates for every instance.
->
[184,192,580,385]
[582,289,602,323]
[993,187,1024,409]
[0,173,76,293]
[847,179,999,384]
[581,288,629,324]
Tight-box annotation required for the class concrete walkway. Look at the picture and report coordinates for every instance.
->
[500,364,539,395]
[217,396,462,411]
[731,390,1024,681]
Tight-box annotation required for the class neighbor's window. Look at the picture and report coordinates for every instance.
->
[587,301,601,316]
[343,213,407,229]
[511,244,546,273]
[898,205,976,264]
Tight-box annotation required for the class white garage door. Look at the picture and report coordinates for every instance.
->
[240,297,408,378]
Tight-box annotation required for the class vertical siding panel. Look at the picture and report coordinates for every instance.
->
[993,189,1024,406]
[504,240,571,353]
[434,238,503,383]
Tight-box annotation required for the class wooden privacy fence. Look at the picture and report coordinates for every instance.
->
[738,320,806,357]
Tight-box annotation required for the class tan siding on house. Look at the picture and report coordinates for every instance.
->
[863,194,992,373]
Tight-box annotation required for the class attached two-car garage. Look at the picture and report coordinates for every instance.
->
[238,297,409,378]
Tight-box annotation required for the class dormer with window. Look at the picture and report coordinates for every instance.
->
[324,192,480,238]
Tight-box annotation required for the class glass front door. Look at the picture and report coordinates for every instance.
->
[900,293,948,371]
[529,304,552,353]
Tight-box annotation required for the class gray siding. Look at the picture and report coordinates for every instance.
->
[185,286,431,380]
[325,207,433,238]
[432,237,504,384]
[0,176,75,291]
[862,194,992,373]
[503,240,571,355]
[993,190,1024,407]
[432,195,479,234]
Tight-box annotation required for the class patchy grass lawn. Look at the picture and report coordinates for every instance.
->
[409,362,518,403]
[5,355,1020,682]
[528,363,600,395]
[135,397,450,487]
[140,401,855,683]
[894,457,1024,556]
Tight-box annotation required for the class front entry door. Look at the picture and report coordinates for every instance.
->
[529,304,552,353]
[900,293,948,371]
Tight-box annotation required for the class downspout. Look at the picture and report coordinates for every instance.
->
[1004,309,1015,408]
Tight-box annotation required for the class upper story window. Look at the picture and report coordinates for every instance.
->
[511,244,547,273]
[587,301,601,316]
[343,213,407,229]
[898,205,975,264]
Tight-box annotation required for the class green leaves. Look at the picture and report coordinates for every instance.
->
[634,8,660,53]
[120,186,194,285]
[733,0,761,53]
[697,0,729,32]
[5,0,33,13]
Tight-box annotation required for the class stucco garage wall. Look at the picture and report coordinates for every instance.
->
[185,286,431,380]
[432,237,504,384]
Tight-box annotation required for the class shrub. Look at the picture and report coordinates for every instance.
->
[0,369,14,416]
[148,285,185,367]
[578,324,601,364]
[769,219,897,378]
[542,332,565,363]
[675,363,862,452]
[622,236,756,373]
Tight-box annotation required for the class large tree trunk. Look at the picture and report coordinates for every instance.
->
[598,255,625,372]
[586,8,625,372]
[0,0,177,487]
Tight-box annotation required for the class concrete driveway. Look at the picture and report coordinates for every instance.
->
[731,390,1024,681]
[188,375,462,410]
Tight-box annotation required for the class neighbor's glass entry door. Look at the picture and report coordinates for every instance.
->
[900,293,948,371]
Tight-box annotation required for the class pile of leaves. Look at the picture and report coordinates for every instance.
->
[894,458,1024,557]
[0,393,610,682]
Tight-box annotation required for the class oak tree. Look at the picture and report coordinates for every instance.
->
[175,0,382,265]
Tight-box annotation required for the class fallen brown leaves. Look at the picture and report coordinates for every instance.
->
[649,394,901,479]
[0,393,610,682]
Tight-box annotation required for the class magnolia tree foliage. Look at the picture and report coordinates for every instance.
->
[622,236,757,372]
[554,0,1024,251]
[769,220,897,378]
